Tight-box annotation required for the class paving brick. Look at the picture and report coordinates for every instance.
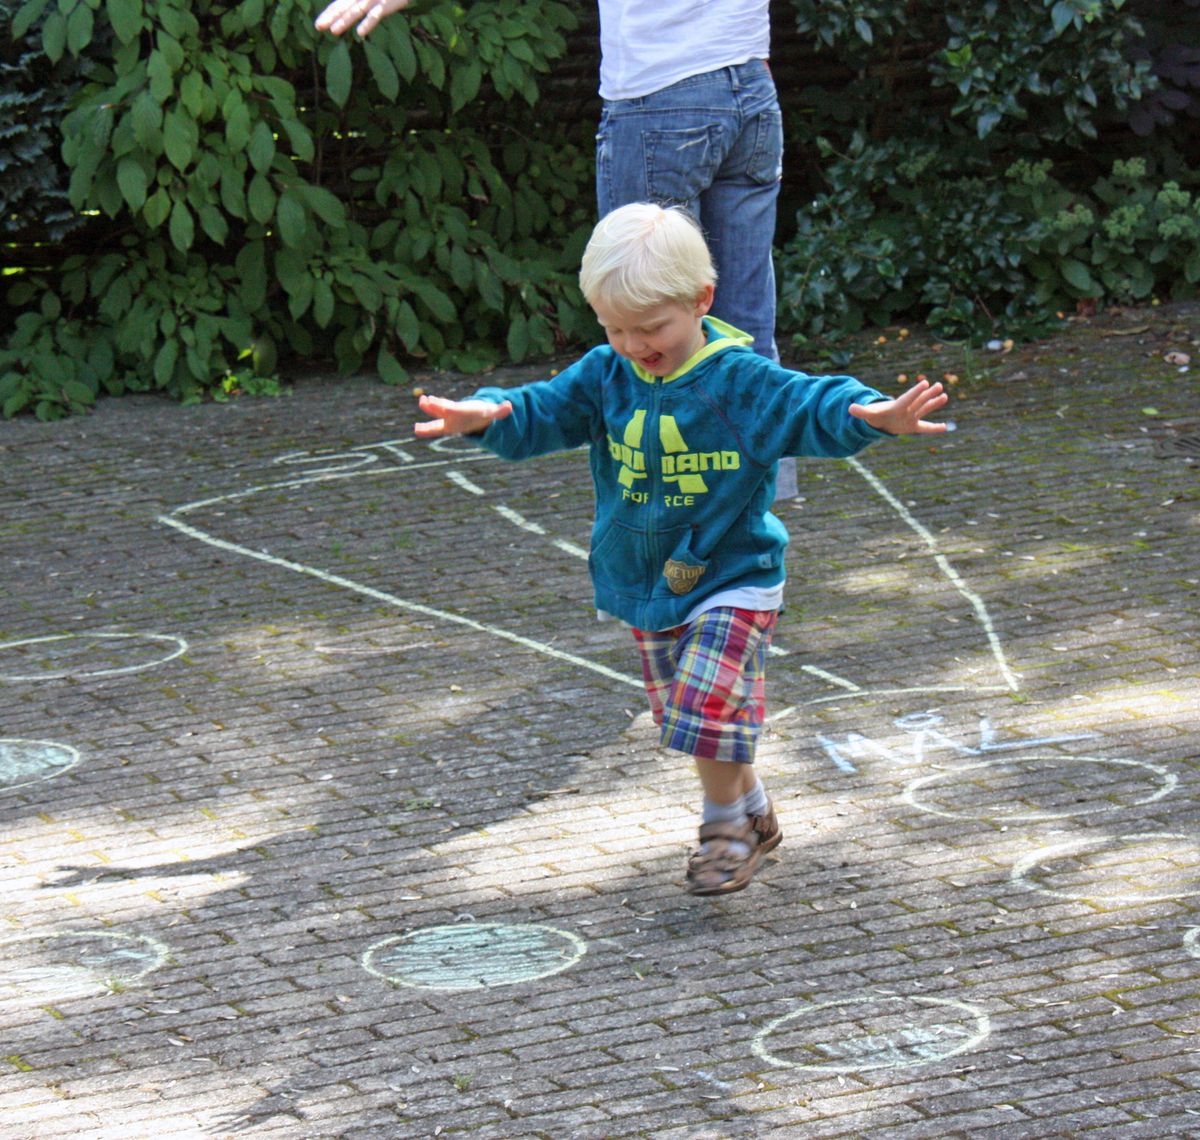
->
[3,309,1200,1137]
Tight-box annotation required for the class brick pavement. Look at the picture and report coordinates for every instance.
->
[1,305,1198,1138]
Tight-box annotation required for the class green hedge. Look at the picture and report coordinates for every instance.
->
[2,0,596,418]
[6,0,1200,417]
[775,0,1200,342]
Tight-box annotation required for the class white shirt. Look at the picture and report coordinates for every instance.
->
[597,1,771,101]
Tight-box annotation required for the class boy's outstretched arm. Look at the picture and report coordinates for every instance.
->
[849,379,950,435]
[414,394,513,439]
[315,0,412,38]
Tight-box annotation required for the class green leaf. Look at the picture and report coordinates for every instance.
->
[386,21,417,81]
[276,190,306,246]
[105,0,142,42]
[62,380,96,407]
[163,108,197,171]
[236,241,267,310]
[364,40,399,101]
[65,2,93,53]
[377,346,408,386]
[326,39,353,108]
[143,187,170,227]
[1050,1,1075,35]
[280,118,314,163]
[287,273,313,319]
[295,183,345,227]
[224,91,251,150]
[13,0,51,40]
[154,338,179,386]
[1060,257,1098,293]
[147,49,174,103]
[412,279,455,322]
[220,165,247,219]
[130,91,163,149]
[42,10,66,61]
[199,205,228,244]
[248,119,276,173]
[116,156,148,211]
[169,199,194,251]
[350,274,382,311]
[247,172,276,224]
[507,311,529,361]
[395,300,420,350]
[180,70,206,118]
[449,61,481,112]
[312,277,335,327]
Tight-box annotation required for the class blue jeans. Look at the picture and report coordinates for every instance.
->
[595,59,783,362]
[596,60,797,499]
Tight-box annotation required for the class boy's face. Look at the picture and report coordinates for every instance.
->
[591,285,714,378]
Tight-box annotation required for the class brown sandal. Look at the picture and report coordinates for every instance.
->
[686,804,782,896]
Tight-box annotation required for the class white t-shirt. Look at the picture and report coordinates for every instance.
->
[597,1,771,101]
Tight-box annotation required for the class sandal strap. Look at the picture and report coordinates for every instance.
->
[697,820,753,845]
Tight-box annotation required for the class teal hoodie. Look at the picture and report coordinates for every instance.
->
[474,317,890,631]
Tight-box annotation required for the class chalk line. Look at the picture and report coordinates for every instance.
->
[157,513,643,691]
[846,457,1020,691]
[801,664,862,692]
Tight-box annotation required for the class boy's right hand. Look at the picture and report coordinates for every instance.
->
[414,394,513,439]
[315,0,412,38]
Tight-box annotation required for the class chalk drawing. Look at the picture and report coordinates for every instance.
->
[0,739,81,791]
[1185,928,1200,959]
[903,756,1176,821]
[157,441,1018,707]
[1012,832,1200,903]
[845,457,1019,692]
[814,710,1098,774]
[0,632,187,682]
[0,930,170,1004]
[158,456,645,691]
[753,993,990,1072]
[362,923,586,991]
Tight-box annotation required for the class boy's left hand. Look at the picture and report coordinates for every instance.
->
[849,379,950,435]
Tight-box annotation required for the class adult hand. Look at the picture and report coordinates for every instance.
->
[315,0,412,39]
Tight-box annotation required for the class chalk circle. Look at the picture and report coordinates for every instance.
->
[1185,929,1200,959]
[0,930,170,1004]
[362,923,586,991]
[1012,832,1200,902]
[0,632,188,682]
[753,993,990,1073]
[0,739,81,791]
[903,755,1176,822]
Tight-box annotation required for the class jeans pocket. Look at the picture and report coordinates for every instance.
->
[642,123,724,207]
[743,107,783,185]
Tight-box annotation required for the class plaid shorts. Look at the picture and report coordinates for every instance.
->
[632,607,777,764]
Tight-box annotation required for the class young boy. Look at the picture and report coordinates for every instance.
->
[415,203,948,896]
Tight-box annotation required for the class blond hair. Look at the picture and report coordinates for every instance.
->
[579,202,716,310]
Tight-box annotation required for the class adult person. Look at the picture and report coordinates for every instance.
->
[314,1,793,492]
[316,0,782,356]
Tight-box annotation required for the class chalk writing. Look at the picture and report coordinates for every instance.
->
[362,923,586,991]
[753,993,990,1072]
[817,710,1097,773]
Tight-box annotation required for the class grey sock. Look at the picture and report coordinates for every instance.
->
[700,796,750,856]
[743,778,769,818]
[702,795,747,826]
